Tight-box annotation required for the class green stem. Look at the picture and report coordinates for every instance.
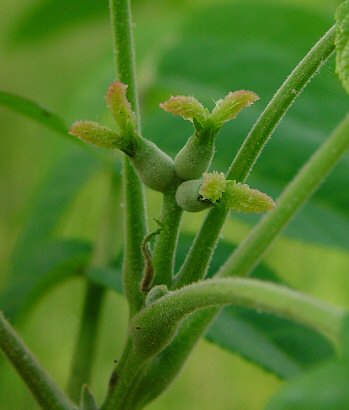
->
[227,25,336,181]
[126,308,218,409]
[132,279,345,357]
[173,25,336,289]
[101,350,147,410]
[0,312,75,410]
[109,0,147,316]
[153,189,183,287]
[103,1,148,408]
[109,0,140,123]
[173,205,228,288]
[67,283,104,402]
[219,113,349,278]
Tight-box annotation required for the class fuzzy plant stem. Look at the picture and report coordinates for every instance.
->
[129,26,338,407]
[102,1,148,408]
[131,279,345,357]
[102,349,150,410]
[0,312,76,410]
[152,188,183,287]
[174,24,336,289]
[110,0,147,316]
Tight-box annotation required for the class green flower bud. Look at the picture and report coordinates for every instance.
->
[176,179,212,212]
[174,125,216,180]
[130,136,178,192]
[145,285,169,306]
[224,180,275,213]
[175,172,226,212]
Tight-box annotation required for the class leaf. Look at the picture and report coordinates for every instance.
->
[142,1,349,251]
[265,360,349,410]
[10,144,102,278]
[11,0,108,43]
[3,141,104,321]
[335,0,349,94]
[0,91,67,134]
[0,240,92,320]
[86,266,123,294]
[80,385,98,410]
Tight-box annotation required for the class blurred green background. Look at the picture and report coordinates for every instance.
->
[1,0,349,409]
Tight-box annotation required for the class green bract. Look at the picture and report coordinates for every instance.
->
[224,180,275,213]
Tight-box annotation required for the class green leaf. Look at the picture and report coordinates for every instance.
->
[0,91,67,134]
[143,1,349,251]
[4,142,103,320]
[80,385,98,410]
[335,0,349,94]
[0,239,92,319]
[86,266,122,294]
[11,0,108,43]
[265,360,349,410]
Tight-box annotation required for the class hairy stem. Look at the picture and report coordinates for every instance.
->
[219,112,349,277]
[126,308,218,409]
[173,205,228,288]
[109,0,147,316]
[227,25,336,180]
[0,312,75,410]
[132,278,345,356]
[101,350,147,410]
[102,1,148,408]
[153,189,183,287]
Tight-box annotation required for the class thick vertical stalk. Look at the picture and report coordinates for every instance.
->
[0,313,75,410]
[152,189,183,287]
[109,0,147,316]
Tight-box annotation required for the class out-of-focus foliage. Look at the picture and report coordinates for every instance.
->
[11,0,108,43]
[266,360,349,410]
[1,0,349,409]
[0,91,67,133]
